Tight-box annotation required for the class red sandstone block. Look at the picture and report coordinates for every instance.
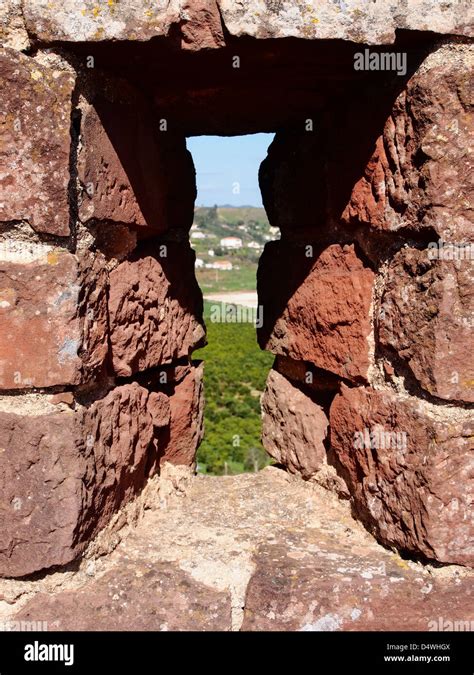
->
[84,383,170,522]
[161,362,204,467]
[108,243,205,377]
[257,242,375,382]
[78,99,196,231]
[330,384,474,565]
[378,247,474,403]
[343,45,473,241]
[0,406,83,577]
[242,539,474,631]
[14,558,232,631]
[0,382,170,578]
[0,248,108,389]
[261,369,328,479]
[0,48,74,236]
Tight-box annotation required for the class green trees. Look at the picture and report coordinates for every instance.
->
[191,206,276,474]
[194,303,274,475]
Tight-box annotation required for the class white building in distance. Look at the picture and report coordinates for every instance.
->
[220,236,242,249]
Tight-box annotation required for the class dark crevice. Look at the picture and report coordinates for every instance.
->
[67,100,82,254]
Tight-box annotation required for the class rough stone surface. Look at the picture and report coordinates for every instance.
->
[108,243,205,377]
[15,558,231,631]
[0,0,473,618]
[4,469,473,631]
[22,0,224,49]
[243,538,473,631]
[0,250,80,389]
[330,385,474,566]
[82,383,170,536]
[19,1,474,44]
[0,248,108,389]
[379,247,474,403]
[0,48,74,236]
[23,0,179,43]
[0,383,170,578]
[261,369,328,480]
[0,0,30,50]
[76,251,110,384]
[162,362,204,467]
[179,0,225,50]
[343,44,474,242]
[219,0,474,43]
[78,100,196,232]
[0,407,84,577]
[258,242,375,382]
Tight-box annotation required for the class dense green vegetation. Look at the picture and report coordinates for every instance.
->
[192,206,278,475]
[194,302,274,475]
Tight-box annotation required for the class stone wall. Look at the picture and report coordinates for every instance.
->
[0,1,472,578]
[0,46,205,577]
[258,43,473,566]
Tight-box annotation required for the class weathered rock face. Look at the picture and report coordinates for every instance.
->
[22,0,180,43]
[378,247,474,403]
[0,248,108,389]
[0,405,82,577]
[253,38,473,570]
[330,385,474,566]
[261,369,328,480]
[81,383,170,531]
[162,363,205,467]
[258,242,375,382]
[15,558,232,631]
[218,0,473,43]
[179,0,225,50]
[108,243,205,377]
[0,0,473,584]
[77,252,111,383]
[6,469,473,632]
[78,100,196,232]
[243,538,474,631]
[0,382,171,578]
[0,0,29,50]
[0,48,74,236]
[343,44,474,241]
[0,250,81,389]
[17,0,473,45]
[0,32,208,579]
[21,0,224,48]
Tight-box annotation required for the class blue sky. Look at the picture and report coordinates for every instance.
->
[187,134,274,207]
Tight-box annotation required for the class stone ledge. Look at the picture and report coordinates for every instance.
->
[2,468,472,631]
[9,1,473,46]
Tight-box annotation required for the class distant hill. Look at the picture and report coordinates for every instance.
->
[193,205,273,244]
[192,206,277,293]
[196,204,262,209]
